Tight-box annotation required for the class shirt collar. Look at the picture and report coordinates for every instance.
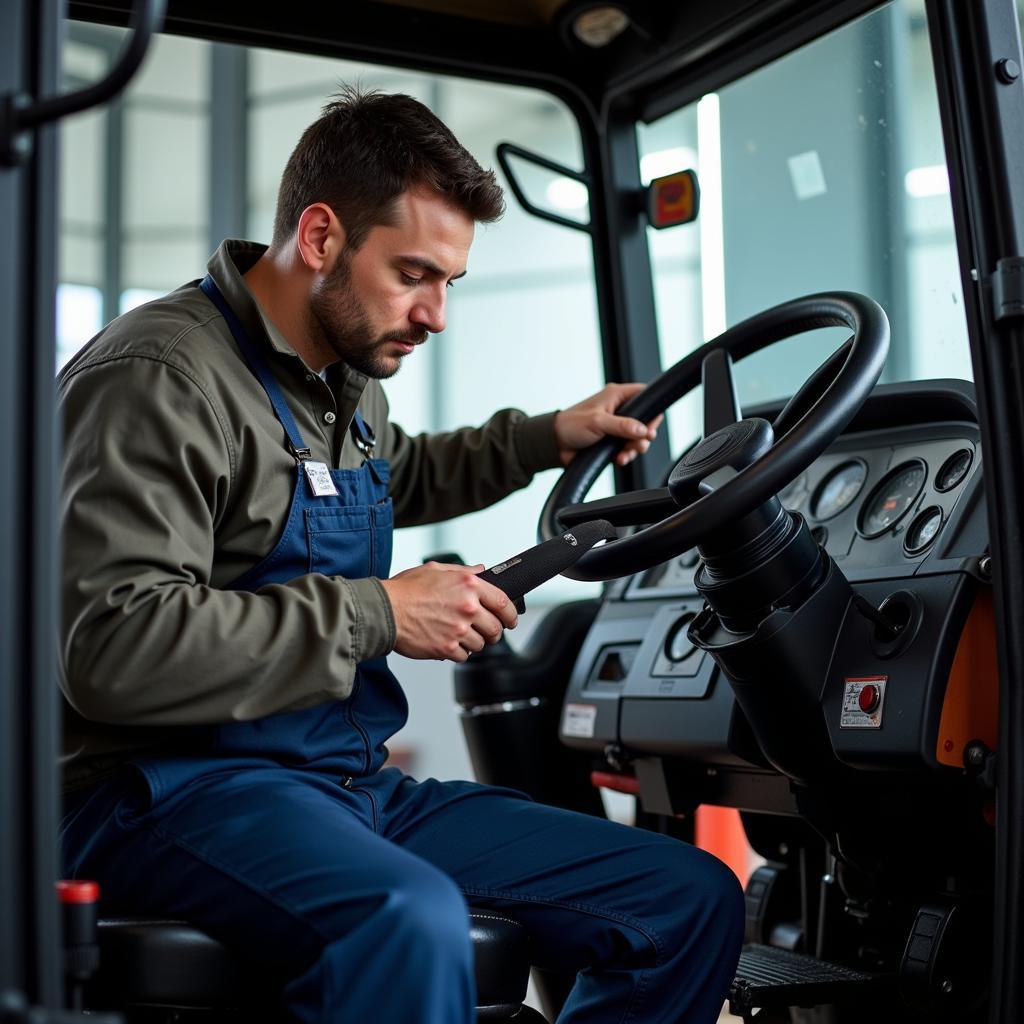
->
[206,239,301,359]
[205,238,369,394]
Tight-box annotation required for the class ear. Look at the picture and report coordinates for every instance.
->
[295,203,346,274]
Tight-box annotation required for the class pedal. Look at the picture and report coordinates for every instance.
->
[744,864,798,947]
[728,944,893,1019]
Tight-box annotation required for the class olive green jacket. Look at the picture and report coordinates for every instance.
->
[59,239,561,790]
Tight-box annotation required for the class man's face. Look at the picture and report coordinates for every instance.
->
[309,187,474,379]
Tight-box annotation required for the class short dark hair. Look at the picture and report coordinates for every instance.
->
[271,86,505,250]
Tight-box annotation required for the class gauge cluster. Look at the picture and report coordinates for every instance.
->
[629,422,981,596]
[786,431,978,572]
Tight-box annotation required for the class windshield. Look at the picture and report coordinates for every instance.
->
[639,0,975,452]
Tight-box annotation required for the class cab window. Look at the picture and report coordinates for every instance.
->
[638,0,976,455]
[57,25,607,600]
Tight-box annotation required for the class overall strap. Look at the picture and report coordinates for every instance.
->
[200,275,311,460]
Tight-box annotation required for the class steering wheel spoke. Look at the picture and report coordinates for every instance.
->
[773,337,853,436]
[702,348,741,437]
[558,487,677,529]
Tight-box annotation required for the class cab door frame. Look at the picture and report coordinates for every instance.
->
[0,0,64,1013]
[925,2,1024,1018]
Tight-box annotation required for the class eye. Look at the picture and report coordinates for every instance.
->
[400,272,421,286]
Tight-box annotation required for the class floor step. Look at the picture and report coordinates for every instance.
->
[729,944,893,1018]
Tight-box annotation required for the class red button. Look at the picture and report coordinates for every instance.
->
[858,684,880,714]
[56,880,99,904]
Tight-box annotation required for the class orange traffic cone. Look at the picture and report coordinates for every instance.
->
[695,804,757,888]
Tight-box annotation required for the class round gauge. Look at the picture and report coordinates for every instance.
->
[664,613,698,662]
[936,448,973,491]
[905,505,943,555]
[859,459,928,538]
[811,460,868,521]
[778,473,810,511]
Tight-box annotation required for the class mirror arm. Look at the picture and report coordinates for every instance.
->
[496,141,593,233]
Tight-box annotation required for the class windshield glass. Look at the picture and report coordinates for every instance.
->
[639,0,971,452]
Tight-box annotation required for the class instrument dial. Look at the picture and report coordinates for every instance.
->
[811,460,867,521]
[904,505,943,555]
[664,613,698,662]
[936,448,973,491]
[859,460,927,538]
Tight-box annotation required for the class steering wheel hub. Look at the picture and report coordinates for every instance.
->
[668,417,774,507]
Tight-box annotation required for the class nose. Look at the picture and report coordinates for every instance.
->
[410,284,447,335]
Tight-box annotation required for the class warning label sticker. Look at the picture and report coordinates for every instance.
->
[562,703,598,739]
[840,676,888,729]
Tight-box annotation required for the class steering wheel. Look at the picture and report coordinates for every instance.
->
[540,292,889,581]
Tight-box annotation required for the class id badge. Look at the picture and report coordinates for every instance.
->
[303,460,339,497]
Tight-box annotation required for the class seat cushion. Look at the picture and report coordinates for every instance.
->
[92,910,531,1012]
[92,919,257,1007]
[468,910,531,1011]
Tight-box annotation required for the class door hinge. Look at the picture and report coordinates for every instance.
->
[991,256,1024,323]
[0,93,33,168]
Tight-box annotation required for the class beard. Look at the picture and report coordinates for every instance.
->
[308,252,427,380]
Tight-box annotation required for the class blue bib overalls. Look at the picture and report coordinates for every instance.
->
[60,277,745,1023]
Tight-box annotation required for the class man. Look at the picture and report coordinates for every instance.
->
[59,88,743,1023]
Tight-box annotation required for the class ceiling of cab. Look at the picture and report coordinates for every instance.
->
[66,0,881,118]
[342,0,880,110]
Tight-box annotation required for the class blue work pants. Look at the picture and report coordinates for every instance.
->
[61,764,744,1023]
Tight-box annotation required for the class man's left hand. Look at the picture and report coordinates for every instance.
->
[553,382,664,467]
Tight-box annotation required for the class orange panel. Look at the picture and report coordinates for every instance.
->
[935,589,999,767]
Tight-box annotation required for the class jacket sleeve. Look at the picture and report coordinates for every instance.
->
[59,356,395,727]
[385,408,563,528]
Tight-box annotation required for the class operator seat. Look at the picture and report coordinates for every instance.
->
[88,910,546,1022]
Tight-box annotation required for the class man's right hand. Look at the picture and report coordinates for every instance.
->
[379,562,519,662]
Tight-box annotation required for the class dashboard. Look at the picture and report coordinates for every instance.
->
[559,380,992,809]
[630,420,982,595]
